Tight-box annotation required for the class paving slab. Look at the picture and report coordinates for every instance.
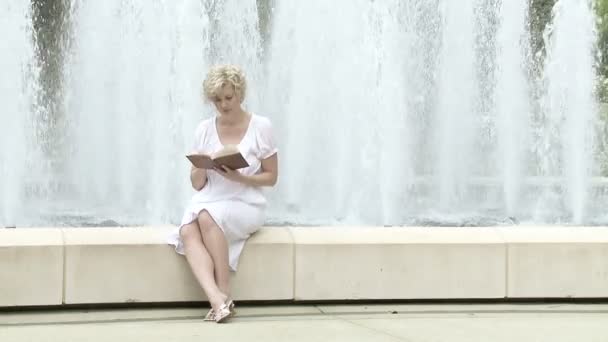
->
[1,304,607,342]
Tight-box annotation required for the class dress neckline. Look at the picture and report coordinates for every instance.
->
[214,113,254,147]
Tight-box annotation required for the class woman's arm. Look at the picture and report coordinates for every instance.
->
[190,165,208,191]
[216,153,278,187]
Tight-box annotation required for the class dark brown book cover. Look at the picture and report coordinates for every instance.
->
[186,145,249,170]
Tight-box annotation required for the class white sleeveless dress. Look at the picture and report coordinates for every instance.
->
[167,113,278,271]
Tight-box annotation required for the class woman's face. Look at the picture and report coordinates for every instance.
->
[212,84,240,115]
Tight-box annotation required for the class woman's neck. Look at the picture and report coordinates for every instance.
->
[218,109,248,126]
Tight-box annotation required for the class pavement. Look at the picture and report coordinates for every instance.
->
[1,303,608,341]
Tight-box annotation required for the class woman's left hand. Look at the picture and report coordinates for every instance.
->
[214,165,245,183]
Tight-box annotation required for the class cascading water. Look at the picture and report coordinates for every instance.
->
[434,0,478,209]
[263,0,418,225]
[538,0,599,223]
[0,0,604,227]
[61,0,209,225]
[0,1,41,226]
[264,0,602,226]
[493,0,531,216]
[58,0,262,225]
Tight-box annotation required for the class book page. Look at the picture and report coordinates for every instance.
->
[212,144,240,159]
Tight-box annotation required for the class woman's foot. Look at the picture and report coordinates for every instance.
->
[203,308,215,321]
[213,303,233,323]
[226,298,236,317]
[210,294,235,323]
[209,291,228,309]
[204,298,234,322]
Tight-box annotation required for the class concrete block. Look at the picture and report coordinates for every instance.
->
[502,227,608,298]
[291,227,506,300]
[0,228,63,306]
[63,226,293,304]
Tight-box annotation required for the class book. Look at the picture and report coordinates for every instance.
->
[186,145,249,170]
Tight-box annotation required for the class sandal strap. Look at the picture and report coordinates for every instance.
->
[214,303,233,323]
[203,308,215,321]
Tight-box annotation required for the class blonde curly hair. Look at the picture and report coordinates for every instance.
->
[202,64,247,103]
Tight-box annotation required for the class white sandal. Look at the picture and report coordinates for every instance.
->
[226,299,236,315]
[204,299,235,322]
[203,308,215,321]
[214,303,233,323]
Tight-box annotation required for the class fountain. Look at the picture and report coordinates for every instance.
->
[60,0,262,225]
[538,0,600,224]
[494,0,531,218]
[0,0,604,228]
[0,1,41,226]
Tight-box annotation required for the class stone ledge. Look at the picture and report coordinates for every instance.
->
[498,227,608,298]
[63,227,293,304]
[0,229,64,306]
[1,226,608,307]
[290,227,506,300]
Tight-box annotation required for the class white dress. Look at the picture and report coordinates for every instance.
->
[167,113,278,271]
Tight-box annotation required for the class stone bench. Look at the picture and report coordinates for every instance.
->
[2,226,608,307]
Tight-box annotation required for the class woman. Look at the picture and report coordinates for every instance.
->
[168,64,278,323]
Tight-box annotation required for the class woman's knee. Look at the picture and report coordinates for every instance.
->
[197,210,219,235]
[180,223,202,243]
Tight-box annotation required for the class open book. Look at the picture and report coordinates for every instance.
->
[186,145,249,170]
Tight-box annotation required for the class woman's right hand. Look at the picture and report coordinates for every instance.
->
[190,165,208,191]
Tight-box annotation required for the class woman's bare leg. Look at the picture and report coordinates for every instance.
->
[197,211,231,298]
[180,222,227,310]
